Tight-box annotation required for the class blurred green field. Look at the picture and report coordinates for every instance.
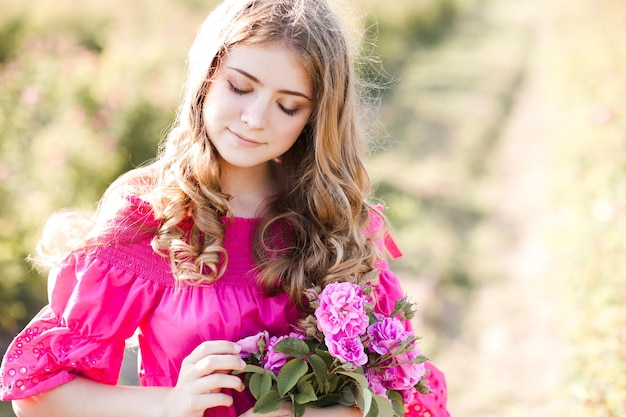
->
[1,0,625,416]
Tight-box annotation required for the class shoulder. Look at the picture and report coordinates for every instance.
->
[364,204,386,236]
[96,165,162,238]
[365,204,403,260]
[86,195,174,286]
[99,194,160,243]
[116,195,160,229]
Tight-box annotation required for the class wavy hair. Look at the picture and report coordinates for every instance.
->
[34,0,384,310]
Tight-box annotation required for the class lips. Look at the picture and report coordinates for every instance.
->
[229,128,263,146]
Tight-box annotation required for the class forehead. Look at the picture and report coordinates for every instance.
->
[221,43,312,96]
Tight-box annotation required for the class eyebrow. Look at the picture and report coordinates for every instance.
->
[227,66,312,101]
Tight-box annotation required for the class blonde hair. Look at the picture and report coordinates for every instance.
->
[34,0,383,310]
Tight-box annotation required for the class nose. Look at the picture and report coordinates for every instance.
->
[241,97,268,129]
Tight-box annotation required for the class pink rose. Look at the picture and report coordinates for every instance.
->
[367,317,409,355]
[315,282,368,338]
[383,349,426,391]
[365,368,388,398]
[325,334,368,367]
[264,333,305,373]
[236,331,268,359]
[400,387,417,405]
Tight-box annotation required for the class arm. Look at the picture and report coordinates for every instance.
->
[13,378,173,417]
[13,341,246,417]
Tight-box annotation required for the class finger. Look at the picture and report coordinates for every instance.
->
[193,391,237,409]
[185,340,242,365]
[193,373,245,394]
[194,353,246,376]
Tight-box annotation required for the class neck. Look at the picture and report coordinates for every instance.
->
[220,162,275,218]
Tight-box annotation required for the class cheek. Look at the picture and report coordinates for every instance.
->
[281,116,310,143]
[202,93,218,128]
[277,123,305,150]
[203,87,237,125]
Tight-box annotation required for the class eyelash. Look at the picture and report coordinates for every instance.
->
[228,82,249,96]
[227,81,299,116]
[279,105,299,116]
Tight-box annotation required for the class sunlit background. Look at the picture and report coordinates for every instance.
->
[1,0,624,416]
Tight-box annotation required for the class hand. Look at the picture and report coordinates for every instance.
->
[165,340,246,417]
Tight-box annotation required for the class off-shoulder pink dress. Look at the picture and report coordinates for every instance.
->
[0,197,450,416]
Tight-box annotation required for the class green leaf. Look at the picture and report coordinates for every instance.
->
[294,380,318,404]
[414,354,429,364]
[274,337,310,358]
[253,389,284,414]
[315,348,335,367]
[416,377,431,395]
[387,390,404,416]
[308,354,328,388]
[293,402,306,417]
[368,312,378,326]
[340,386,356,406]
[311,393,342,408]
[355,384,372,416]
[327,374,338,392]
[249,372,273,400]
[305,339,321,352]
[374,392,397,417]
[364,393,379,417]
[337,370,370,390]
[242,364,271,375]
[277,358,309,396]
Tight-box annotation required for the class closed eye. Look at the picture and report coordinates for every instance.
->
[279,103,299,116]
[228,81,250,95]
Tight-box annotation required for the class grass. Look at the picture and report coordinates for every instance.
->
[546,0,626,413]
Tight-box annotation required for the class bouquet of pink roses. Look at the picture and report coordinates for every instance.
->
[235,279,430,417]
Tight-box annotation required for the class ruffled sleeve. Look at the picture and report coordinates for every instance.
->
[0,248,160,400]
[367,208,451,417]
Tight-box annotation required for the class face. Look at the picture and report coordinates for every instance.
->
[203,43,313,172]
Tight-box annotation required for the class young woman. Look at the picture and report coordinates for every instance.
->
[0,0,450,416]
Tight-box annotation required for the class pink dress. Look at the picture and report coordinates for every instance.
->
[0,197,450,416]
